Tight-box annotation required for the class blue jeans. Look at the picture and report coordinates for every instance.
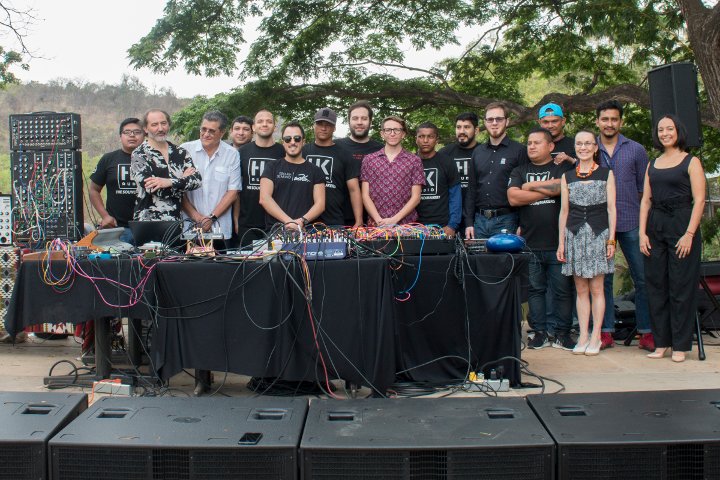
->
[473,212,518,238]
[602,228,651,333]
[528,250,574,334]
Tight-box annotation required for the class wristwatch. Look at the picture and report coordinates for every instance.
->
[209,214,218,222]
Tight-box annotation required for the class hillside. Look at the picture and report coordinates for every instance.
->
[0,76,190,158]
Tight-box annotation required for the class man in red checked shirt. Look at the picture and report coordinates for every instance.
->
[361,116,425,226]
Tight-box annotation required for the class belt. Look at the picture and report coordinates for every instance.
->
[652,198,692,215]
[479,208,512,219]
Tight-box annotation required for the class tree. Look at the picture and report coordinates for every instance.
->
[0,2,36,87]
[130,1,719,155]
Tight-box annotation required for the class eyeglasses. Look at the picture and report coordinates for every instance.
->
[282,135,303,143]
[200,127,219,136]
[575,141,597,148]
[382,128,404,135]
[122,129,143,136]
[485,117,506,124]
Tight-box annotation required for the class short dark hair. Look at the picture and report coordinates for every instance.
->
[282,121,306,138]
[527,126,554,144]
[455,112,479,128]
[202,110,228,131]
[596,100,624,119]
[652,114,688,152]
[231,115,253,129]
[485,102,509,119]
[416,121,439,136]
[348,100,374,121]
[119,117,141,135]
[142,109,171,128]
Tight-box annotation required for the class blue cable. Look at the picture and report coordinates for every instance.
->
[398,235,424,295]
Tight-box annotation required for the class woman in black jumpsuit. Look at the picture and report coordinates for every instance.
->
[639,115,705,363]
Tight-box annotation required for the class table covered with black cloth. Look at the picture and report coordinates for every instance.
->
[152,257,396,393]
[393,253,528,386]
[4,258,156,336]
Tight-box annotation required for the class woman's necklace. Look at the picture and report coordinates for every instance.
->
[576,162,598,179]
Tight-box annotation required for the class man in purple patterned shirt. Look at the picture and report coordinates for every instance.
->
[361,116,425,226]
[596,100,653,351]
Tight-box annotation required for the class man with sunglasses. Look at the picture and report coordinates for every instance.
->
[303,107,363,227]
[89,117,146,244]
[465,102,527,239]
[181,110,241,250]
[260,122,325,230]
[237,110,286,246]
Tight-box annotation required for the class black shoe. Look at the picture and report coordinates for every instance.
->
[193,369,212,396]
[528,331,550,349]
[552,333,575,351]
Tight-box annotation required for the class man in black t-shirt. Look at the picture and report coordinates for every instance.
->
[260,122,325,231]
[415,122,461,237]
[508,127,574,351]
[303,107,363,227]
[538,103,576,162]
[227,115,254,248]
[89,117,146,244]
[335,100,383,163]
[237,110,285,246]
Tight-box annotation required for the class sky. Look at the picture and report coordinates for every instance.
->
[14,0,243,98]
[12,0,470,100]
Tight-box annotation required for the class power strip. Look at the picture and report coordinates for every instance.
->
[486,379,510,392]
[93,381,133,396]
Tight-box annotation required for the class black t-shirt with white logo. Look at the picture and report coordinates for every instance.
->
[238,142,286,228]
[261,158,325,230]
[416,152,460,226]
[302,142,360,226]
[90,149,137,227]
[552,136,577,158]
[437,142,477,192]
[508,160,573,250]
[335,137,383,163]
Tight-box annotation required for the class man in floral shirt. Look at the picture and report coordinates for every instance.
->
[131,109,202,221]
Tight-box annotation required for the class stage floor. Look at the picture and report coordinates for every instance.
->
[1,330,718,400]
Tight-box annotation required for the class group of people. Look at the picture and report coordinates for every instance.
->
[88,99,705,387]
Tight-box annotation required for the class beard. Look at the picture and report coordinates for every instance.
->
[351,126,370,139]
[457,136,474,148]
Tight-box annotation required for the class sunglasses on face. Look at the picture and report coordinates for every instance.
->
[282,135,303,143]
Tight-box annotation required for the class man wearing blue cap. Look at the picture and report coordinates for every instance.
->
[538,103,576,162]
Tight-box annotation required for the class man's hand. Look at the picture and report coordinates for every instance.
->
[465,226,475,239]
[443,226,456,238]
[99,215,118,229]
[192,213,212,232]
[182,167,196,177]
[144,176,173,192]
[553,152,575,165]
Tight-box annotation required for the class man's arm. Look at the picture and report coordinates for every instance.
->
[259,178,293,227]
[88,181,116,228]
[522,178,562,196]
[362,181,383,224]
[507,187,547,206]
[381,184,421,226]
[346,178,364,227]
[446,183,462,235]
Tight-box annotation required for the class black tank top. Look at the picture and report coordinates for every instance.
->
[649,154,692,203]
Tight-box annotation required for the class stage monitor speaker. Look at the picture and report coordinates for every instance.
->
[528,389,720,480]
[300,398,555,479]
[0,392,87,480]
[49,396,307,480]
[648,62,703,147]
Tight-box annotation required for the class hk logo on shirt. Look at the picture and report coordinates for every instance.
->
[454,158,470,187]
[248,158,272,186]
[527,172,550,182]
[422,168,438,197]
[117,164,136,190]
[306,155,334,184]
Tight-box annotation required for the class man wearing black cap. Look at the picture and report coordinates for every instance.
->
[303,107,363,227]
